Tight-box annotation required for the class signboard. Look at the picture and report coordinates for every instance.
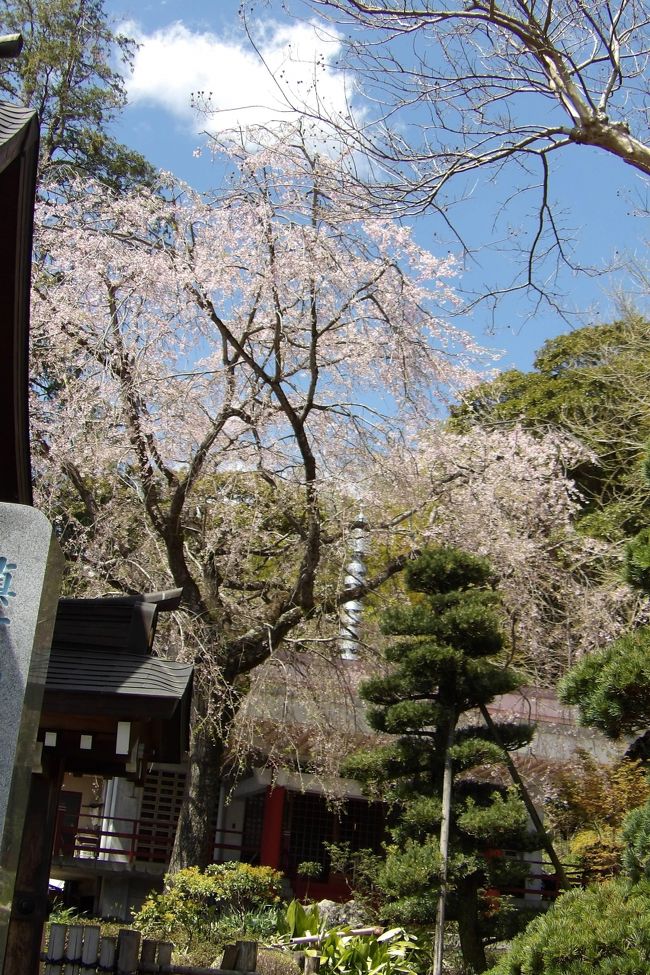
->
[0,503,62,966]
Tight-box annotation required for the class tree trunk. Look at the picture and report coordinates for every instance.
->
[456,876,488,974]
[433,717,456,975]
[169,690,227,872]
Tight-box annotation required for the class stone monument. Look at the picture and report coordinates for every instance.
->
[0,504,62,967]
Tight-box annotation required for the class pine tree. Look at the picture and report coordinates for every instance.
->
[344,547,538,974]
[560,442,650,746]
[0,0,155,189]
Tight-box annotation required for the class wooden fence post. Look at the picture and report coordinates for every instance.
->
[81,925,101,969]
[235,941,258,973]
[221,945,239,970]
[98,935,117,970]
[63,924,83,975]
[140,938,157,968]
[157,941,173,970]
[117,929,141,975]
[44,923,66,974]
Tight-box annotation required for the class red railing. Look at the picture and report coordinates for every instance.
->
[483,850,584,902]
[53,808,244,867]
[53,810,582,905]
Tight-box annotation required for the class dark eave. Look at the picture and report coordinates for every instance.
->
[43,649,193,720]
[0,99,39,506]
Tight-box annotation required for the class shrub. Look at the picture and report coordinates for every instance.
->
[132,862,283,947]
[486,878,650,975]
[622,799,650,883]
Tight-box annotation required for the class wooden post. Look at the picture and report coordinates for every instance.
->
[140,939,157,966]
[99,935,117,970]
[157,941,173,969]
[305,956,321,974]
[117,929,141,975]
[3,755,64,975]
[63,924,83,975]
[81,926,101,969]
[222,945,239,970]
[235,941,258,973]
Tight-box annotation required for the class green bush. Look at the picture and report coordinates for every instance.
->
[486,879,650,975]
[622,799,650,883]
[132,862,284,947]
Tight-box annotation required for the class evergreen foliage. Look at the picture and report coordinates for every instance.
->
[559,628,650,739]
[485,879,650,975]
[488,781,650,973]
[344,547,538,974]
[0,0,155,188]
[622,800,650,883]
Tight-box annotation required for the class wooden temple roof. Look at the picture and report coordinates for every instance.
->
[40,590,193,771]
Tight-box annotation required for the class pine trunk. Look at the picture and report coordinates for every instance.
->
[433,716,456,975]
[456,877,488,974]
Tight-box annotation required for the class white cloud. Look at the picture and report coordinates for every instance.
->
[124,18,351,135]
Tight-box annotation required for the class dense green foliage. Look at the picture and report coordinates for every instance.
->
[625,519,650,591]
[345,547,537,973]
[622,800,650,884]
[132,863,283,947]
[0,0,154,187]
[559,628,650,739]
[449,316,650,541]
[559,421,650,747]
[485,879,650,975]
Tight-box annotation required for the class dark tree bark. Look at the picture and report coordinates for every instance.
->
[169,686,233,872]
[456,878,488,974]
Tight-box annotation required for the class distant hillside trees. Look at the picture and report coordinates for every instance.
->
[449,315,650,542]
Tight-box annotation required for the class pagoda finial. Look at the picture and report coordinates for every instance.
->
[339,512,367,660]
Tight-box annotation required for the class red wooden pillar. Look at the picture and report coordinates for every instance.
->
[259,786,286,869]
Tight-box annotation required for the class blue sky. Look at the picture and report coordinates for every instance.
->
[106,0,649,373]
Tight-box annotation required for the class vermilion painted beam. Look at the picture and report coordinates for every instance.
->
[259,786,286,869]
